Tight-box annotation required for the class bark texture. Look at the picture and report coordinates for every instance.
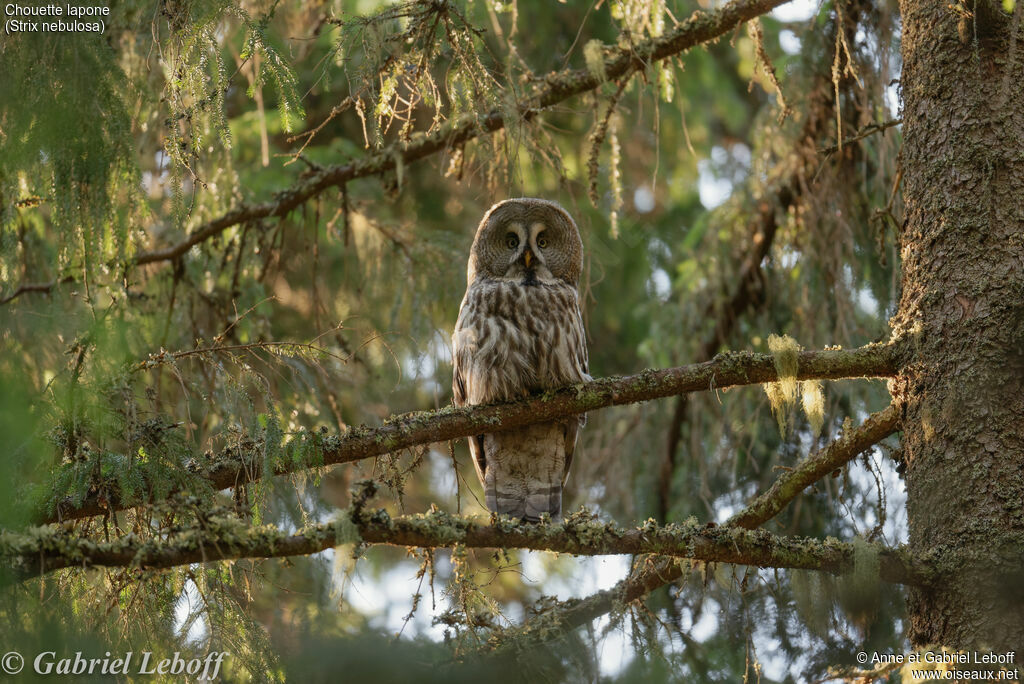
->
[44,345,897,524]
[894,0,1024,652]
[4,508,927,586]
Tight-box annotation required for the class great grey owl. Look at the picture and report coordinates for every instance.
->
[452,198,590,522]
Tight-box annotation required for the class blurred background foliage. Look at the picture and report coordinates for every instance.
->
[0,0,906,680]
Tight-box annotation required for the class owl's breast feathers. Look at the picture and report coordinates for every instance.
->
[452,275,590,521]
[452,277,590,407]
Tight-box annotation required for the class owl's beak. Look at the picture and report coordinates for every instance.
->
[522,248,534,268]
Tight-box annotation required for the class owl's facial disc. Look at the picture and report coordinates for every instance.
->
[469,198,581,287]
[500,222,553,284]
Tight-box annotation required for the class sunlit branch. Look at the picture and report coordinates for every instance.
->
[482,403,903,649]
[43,344,899,524]
[125,0,792,267]
[660,183,791,519]
[5,507,928,586]
[728,403,900,529]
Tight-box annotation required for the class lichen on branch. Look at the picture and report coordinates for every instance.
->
[128,0,794,269]
[4,505,928,587]
[43,343,900,524]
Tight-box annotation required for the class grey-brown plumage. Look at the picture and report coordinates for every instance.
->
[452,198,590,521]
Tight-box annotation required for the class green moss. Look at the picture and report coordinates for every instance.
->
[836,536,881,633]
[583,40,608,83]
[764,333,803,436]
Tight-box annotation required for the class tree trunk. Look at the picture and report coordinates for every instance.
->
[895,0,1024,654]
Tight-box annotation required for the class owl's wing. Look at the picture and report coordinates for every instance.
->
[561,419,579,487]
[562,302,590,485]
[452,354,467,408]
[452,314,489,489]
[467,434,488,490]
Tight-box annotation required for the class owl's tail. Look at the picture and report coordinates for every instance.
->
[488,485,561,523]
[524,486,562,523]
[483,422,566,523]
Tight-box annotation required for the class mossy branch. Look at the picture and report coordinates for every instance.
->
[479,403,903,650]
[5,507,928,587]
[126,0,793,267]
[728,403,901,529]
[43,344,899,524]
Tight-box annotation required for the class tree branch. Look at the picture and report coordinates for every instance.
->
[43,344,899,524]
[727,403,900,529]
[0,277,74,305]
[5,507,928,587]
[478,402,904,650]
[660,184,789,519]
[127,0,792,267]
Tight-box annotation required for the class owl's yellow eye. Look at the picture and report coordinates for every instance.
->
[505,233,519,249]
[537,234,548,249]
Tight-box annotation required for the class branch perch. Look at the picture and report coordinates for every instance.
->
[482,401,903,649]
[130,0,793,266]
[44,344,899,524]
[5,507,928,586]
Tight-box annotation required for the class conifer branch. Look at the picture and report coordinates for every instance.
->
[727,403,901,529]
[128,0,792,267]
[479,402,903,649]
[5,507,929,587]
[0,0,791,305]
[43,344,899,524]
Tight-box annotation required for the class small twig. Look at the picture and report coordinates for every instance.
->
[133,340,353,371]
[0,276,74,305]
[819,118,902,155]
[727,403,900,529]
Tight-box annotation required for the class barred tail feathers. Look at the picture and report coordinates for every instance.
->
[482,422,566,522]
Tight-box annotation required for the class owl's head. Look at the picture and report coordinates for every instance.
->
[467,198,583,286]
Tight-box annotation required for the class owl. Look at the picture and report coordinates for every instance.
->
[452,198,591,522]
